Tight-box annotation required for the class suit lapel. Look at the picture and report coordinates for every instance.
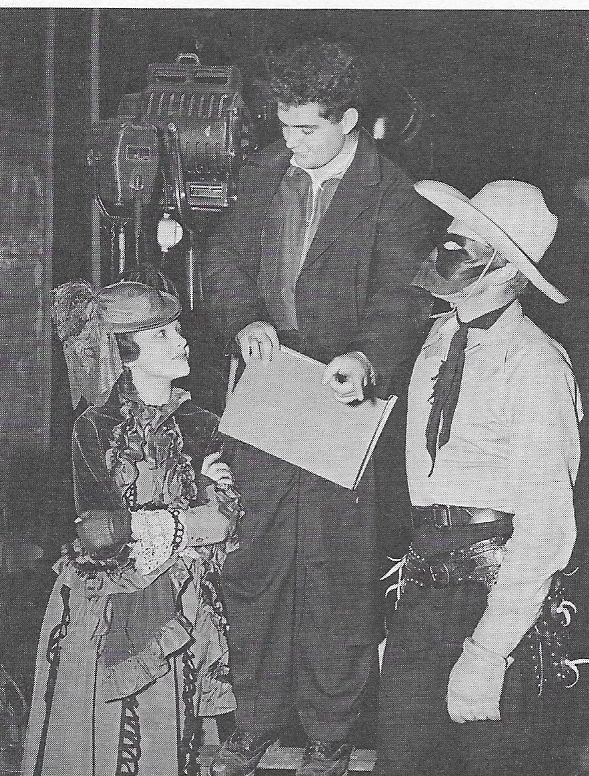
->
[253,166,288,225]
[300,131,382,272]
[242,144,290,272]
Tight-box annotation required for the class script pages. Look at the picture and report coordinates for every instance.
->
[218,347,397,489]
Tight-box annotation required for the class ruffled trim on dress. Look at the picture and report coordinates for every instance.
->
[102,612,193,701]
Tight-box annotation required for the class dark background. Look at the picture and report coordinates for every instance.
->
[4,9,587,279]
[0,8,583,292]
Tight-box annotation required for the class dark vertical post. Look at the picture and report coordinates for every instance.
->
[42,8,55,452]
[90,8,101,285]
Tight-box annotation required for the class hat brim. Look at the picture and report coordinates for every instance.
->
[415,180,568,303]
[107,289,182,334]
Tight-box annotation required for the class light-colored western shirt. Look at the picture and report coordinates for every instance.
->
[406,300,582,657]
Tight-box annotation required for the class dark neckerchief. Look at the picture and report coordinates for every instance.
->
[425,302,513,474]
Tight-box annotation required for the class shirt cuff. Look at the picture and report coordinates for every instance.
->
[349,351,376,384]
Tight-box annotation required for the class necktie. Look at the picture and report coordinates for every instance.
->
[425,303,511,474]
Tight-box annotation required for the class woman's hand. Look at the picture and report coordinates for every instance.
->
[201,451,233,487]
[183,488,234,545]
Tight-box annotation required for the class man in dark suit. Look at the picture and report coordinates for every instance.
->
[203,40,432,776]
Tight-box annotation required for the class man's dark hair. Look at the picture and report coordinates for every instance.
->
[269,39,365,122]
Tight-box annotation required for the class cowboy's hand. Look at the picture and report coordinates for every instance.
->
[322,352,375,403]
[447,637,508,723]
[236,321,279,362]
[201,452,233,487]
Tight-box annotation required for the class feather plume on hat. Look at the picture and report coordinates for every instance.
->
[51,280,96,342]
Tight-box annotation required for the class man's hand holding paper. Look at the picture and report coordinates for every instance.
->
[237,320,376,405]
[322,351,375,403]
[237,321,280,362]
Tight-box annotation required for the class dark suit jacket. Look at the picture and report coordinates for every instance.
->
[201,133,433,646]
[202,129,432,394]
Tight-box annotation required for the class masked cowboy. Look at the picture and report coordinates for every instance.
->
[375,180,583,776]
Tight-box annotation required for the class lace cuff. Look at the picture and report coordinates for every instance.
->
[128,507,186,575]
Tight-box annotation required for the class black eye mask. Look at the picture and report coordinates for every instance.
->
[412,235,504,298]
[435,239,492,284]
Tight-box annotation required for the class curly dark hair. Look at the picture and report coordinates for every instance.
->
[269,39,366,122]
[115,332,140,363]
[116,364,137,398]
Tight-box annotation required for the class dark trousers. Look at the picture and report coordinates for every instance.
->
[221,443,380,742]
[375,581,567,776]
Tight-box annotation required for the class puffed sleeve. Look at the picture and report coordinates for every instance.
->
[72,412,132,557]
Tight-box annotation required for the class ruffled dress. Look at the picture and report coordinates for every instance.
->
[21,387,238,776]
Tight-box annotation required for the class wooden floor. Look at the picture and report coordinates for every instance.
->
[198,744,377,773]
[0,746,377,776]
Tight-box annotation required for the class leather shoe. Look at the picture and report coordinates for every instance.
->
[296,740,353,776]
[209,729,278,776]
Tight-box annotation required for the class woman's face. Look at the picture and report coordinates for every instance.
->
[128,320,189,382]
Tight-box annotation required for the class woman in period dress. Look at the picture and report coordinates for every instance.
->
[22,279,241,776]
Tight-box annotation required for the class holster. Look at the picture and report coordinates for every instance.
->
[512,571,579,695]
[404,520,579,696]
[404,537,507,592]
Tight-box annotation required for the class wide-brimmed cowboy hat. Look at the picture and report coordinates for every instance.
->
[414,179,567,303]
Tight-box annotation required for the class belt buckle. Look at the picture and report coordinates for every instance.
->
[433,504,452,528]
[428,561,451,587]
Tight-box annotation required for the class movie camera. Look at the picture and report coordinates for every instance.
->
[86,53,272,300]
[88,53,260,212]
